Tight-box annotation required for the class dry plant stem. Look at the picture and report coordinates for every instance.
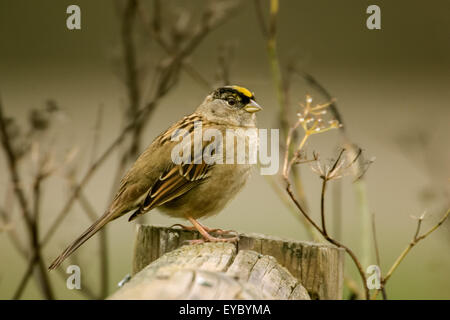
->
[320,179,328,235]
[268,0,286,132]
[282,125,369,299]
[290,68,352,244]
[1,208,27,256]
[297,68,372,290]
[371,208,450,300]
[371,212,387,299]
[1,184,28,256]
[254,0,310,227]
[280,125,319,240]
[31,171,54,299]
[11,172,54,299]
[291,69,344,128]
[12,252,37,299]
[0,101,33,230]
[285,180,369,299]
[122,0,143,161]
[0,99,54,299]
[293,73,369,256]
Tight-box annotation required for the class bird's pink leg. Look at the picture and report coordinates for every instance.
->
[176,216,239,243]
[170,221,237,236]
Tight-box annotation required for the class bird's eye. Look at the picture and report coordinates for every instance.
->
[227,98,236,106]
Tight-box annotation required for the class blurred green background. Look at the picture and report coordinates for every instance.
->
[0,0,449,299]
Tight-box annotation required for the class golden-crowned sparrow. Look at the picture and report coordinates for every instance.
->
[49,85,262,270]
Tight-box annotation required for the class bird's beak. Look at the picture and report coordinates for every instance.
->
[244,99,262,113]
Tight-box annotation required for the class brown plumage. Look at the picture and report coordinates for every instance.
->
[48,85,261,270]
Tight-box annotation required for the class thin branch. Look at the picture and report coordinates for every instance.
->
[12,253,36,299]
[371,212,387,299]
[371,213,382,271]
[121,0,143,160]
[385,209,449,283]
[0,183,28,256]
[371,208,450,299]
[290,68,344,129]
[65,171,110,298]
[78,193,109,298]
[0,98,33,230]
[1,98,54,299]
[320,178,328,236]
[281,118,369,299]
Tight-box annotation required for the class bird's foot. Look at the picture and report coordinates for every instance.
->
[180,217,240,245]
[171,223,238,237]
[184,234,239,245]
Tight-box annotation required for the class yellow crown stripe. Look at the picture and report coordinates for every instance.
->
[231,85,253,98]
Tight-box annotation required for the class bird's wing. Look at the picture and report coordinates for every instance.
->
[125,114,217,221]
[127,161,210,221]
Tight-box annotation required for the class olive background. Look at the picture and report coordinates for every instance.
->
[0,0,449,299]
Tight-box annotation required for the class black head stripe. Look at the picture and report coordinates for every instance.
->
[212,86,255,107]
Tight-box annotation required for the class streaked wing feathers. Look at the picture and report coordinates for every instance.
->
[128,162,210,221]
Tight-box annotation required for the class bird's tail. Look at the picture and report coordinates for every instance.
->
[48,212,112,270]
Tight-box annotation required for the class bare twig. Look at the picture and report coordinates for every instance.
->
[254,0,317,234]
[371,209,450,299]
[12,253,36,299]
[281,112,369,299]
[1,98,54,299]
[0,183,28,256]
[289,68,344,129]
[121,0,143,161]
[64,170,110,298]
[371,212,387,299]
[0,99,33,230]
[371,213,382,273]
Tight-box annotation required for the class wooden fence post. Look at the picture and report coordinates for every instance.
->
[109,224,344,300]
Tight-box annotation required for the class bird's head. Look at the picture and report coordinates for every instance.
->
[197,85,262,127]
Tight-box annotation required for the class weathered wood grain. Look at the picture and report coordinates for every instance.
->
[128,224,344,300]
[110,242,310,300]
